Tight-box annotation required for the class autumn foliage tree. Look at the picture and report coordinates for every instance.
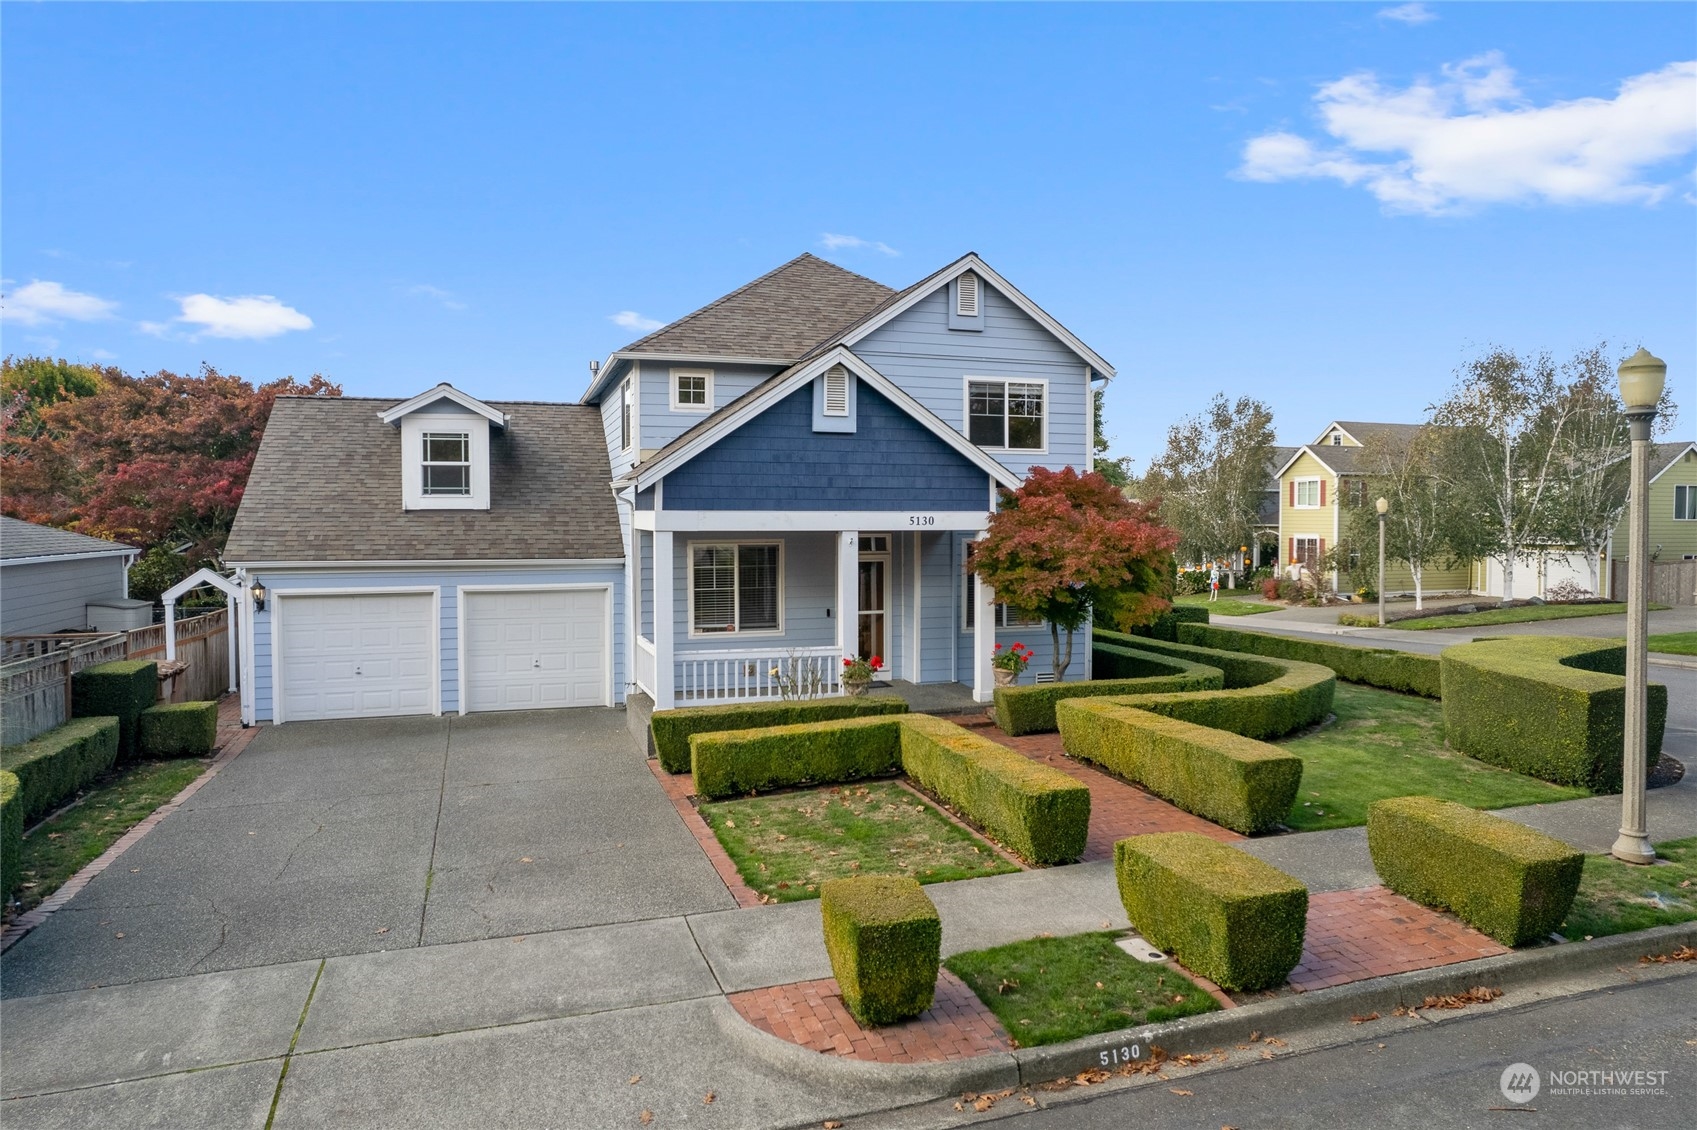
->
[1,357,341,568]
[972,467,1179,681]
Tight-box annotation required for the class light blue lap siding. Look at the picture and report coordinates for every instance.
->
[671,532,837,655]
[853,283,1091,480]
[661,383,991,511]
[249,564,625,720]
[637,361,780,451]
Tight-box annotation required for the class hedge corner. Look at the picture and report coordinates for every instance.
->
[71,660,158,758]
[1,770,21,901]
[820,875,942,1027]
[138,700,219,758]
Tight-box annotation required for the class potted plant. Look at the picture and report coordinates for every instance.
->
[991,642,1033,687]
[841,654,882,696]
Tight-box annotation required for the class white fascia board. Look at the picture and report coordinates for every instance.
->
[1648,442,1696,485]
[839,253,1116,378]
[0,548,139,567]
[1274,445,1336,479]
[580,350,793,404]
[226,558,625,571]
[646,510,991,532]
[378,383,509,428]
[1311,420,1355,445]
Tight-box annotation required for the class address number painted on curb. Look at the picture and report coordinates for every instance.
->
[1099,1040,1147,1067]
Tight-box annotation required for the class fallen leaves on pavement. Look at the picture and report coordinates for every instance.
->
[638,1111,652,1125]
[1640,945,1697,964]
[1169,1088,1194,1097]
[1419,987,1503,1010]
[1350,1012,1381,1024]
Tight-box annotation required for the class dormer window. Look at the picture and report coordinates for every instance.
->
[671,367,712,412]
[956,272,979,317]
[421,433,472,495]
[1330,431,1343,446]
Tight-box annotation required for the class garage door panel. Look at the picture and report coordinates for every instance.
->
[279,592,436,722]
[463,589,608,712]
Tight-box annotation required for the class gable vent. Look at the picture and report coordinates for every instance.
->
[956,272,979,317]
[823,364,850,416]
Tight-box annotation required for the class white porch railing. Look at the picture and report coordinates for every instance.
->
[677,645,841,703]
[634,636,657,698]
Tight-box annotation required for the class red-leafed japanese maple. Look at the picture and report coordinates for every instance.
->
[972,467,1179,681]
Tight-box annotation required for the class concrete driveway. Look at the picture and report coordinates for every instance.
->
[0,708,735,999]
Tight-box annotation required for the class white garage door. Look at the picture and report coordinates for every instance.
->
[463,588,609,712]
[278,592,435,722]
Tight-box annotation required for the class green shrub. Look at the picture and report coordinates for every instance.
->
[820,875,942,1026]
[1,771,21,900]
[651,695,908,773]
[994,648,1223,735]
[1114,604,1211,643]
[898,715,1090,865]
[71,660,158,760]
[1059,699,1302,834]
[1440,637,1667,791]
[1114,832,1308,991]
[0,717,121,824]
[1368,795,1583,945]
[138,701,219,758]
[1094,632,1335,740]
[1179,624,1442,698]
[690,715,904,799]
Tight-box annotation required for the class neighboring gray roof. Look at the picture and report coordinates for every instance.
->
[1648,440,1696,482]
[620,253,894,361]
[0,517,136,563]
[224,397,622,563]
[1266,446,1298,489]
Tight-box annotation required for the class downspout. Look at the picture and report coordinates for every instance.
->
[611,482,636,704]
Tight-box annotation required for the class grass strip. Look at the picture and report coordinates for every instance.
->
[1559,836,1697,941]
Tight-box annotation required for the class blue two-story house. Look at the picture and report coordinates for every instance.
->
[224,252,1113,724]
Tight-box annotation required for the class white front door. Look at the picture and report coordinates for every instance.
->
[278,592,435,722]
[462,588,609,712]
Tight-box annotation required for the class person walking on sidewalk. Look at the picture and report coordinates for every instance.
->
[1208,562,1221,602]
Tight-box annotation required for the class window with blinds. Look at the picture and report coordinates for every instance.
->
[691,542,781,634]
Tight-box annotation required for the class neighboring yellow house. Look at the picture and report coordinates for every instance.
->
[1604,441,1697,596]
[1275,420,1471,596]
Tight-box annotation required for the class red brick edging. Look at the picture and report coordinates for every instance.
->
[647,758,765,907]
[729,970,1011,1062]
[1,695,258,953]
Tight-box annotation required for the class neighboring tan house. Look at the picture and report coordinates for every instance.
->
[0,517,140,636]
[1604,441,1697,597]
[225,251,1113,724]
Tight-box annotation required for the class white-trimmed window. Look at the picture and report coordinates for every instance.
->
[1675,484,1696,520]
[620,379,633,450]
[690,542,781,634]
[1293,479,1322,508]
[1291,535,1321,568]
[956,272,980,317]
[963,543,1044,629]
[1330,431,1343,446]
[421,432,472,496]
[671,368,712,412]
[966,378,1045,451]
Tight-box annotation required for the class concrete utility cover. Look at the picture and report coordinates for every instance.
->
[1115,934,1169,963]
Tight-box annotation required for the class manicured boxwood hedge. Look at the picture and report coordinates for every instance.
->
[651,694,908,774]
[71,660,158,760]
[993,646,1223,736]
[690,715,904,799]
[1115,603,1212,643]
[1440,636,1667,791]
[1367,795,1583,945]
[899,715,1091,864]
[0,716,121,825]
[1059,699,1303,834]
[820,875,943,1026]
[138,700,219,758]
[1179,624,1441,699]
[1,771,22,900]
[1114,832,1308,991]
[1093,632,1335,740]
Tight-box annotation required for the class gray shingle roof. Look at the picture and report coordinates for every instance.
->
[620,254,894,360]
[0,517,136,563]
[1649,441,1695,481]
[224,397,621,563]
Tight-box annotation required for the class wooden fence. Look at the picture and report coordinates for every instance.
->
[1609,559,1697,607]
[0,609,231,745]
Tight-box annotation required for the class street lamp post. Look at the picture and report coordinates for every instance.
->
[1612,347,1665,865]
[1375,497,1389,628]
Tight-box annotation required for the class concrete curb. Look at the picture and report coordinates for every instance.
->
[717,921,1697,1098]
[1649,653,1697,671]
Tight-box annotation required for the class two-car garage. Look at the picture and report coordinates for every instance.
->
[272,584,613,723]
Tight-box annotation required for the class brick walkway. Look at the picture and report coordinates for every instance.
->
[646,760,764,908]
[728,970,1011,1063]
[965,721,1244,860]
[1289,886,1510,992]
[1,694,259,952]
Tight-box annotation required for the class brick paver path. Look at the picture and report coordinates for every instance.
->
[728,970,1010,1062]
[647,760,764,907]
[1290,886,1510,991]
[964,721,1244,860]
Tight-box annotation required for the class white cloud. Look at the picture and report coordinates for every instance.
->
[610,310,664,332]
[0,279,118,325]
[405,283,466,311]
[170,293,313,339]
[1378,3,1437,25]
[820,233,900,256]
[90,348,118,361]
[1239,54,1697,214]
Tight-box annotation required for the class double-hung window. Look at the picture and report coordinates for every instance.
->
[962,543,1044,629]
[691,542,781,634]
[421,432,472,496]
[1293,479,1321,508]
[1675,484,1696,521]
[967,379,1045,450]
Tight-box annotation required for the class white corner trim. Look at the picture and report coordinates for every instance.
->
[379,383,509,428]
[454,582,616,713]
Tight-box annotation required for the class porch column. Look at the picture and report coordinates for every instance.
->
[653,530,675,710]
[836,530,858,662]
[972,532,995,703]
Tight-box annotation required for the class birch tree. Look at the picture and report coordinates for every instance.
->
[1138,393,1275,581]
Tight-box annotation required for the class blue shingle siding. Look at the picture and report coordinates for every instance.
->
[661,383,991,511]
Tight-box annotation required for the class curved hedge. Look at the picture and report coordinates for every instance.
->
[1440,637,1667,792]
[652,694,908,774]
[1178,624,1441,699]
[993,645,1223,736]
[1112,603,1212,643]
[1093,632,1335,740]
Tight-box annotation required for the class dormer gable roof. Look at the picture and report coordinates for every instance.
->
[378,383,509,428]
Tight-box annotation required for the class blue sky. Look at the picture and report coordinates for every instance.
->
[3,2,1693,463]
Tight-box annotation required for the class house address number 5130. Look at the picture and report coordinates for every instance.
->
[1099,1040,1146,1067]
[907,515,936,526]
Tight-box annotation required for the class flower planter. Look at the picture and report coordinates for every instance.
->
[842,676,872,697]
[993,667,1018,688]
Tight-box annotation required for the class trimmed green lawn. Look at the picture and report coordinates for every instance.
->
[8,758,206,915]
[1175,593,1278,617]
[946,931,1218,1047]
[1559,837,1697,941]
[1385,602,1664,630]
[1649,632,1697,656]
[1276,684,1587,832]
[699,780,1018,902]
